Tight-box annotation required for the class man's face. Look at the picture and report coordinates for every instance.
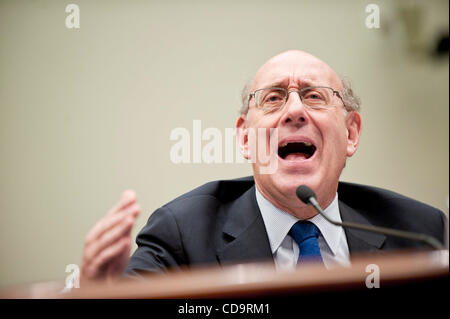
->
[237,51,361,218]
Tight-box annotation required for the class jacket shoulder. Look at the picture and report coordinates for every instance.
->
[337,182,442,212]
[162,176,255,210]
[337,181,446,240]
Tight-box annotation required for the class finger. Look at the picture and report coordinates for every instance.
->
[87,237,131,279]
[126,202,141,219]
[84,203,139,259]
[106,190,137,217]
[100,203,141,238]
[85,203,140,245]
[85,191,136,244]
[86,216,135,262]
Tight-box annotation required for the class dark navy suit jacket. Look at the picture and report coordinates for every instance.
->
[126,176,446,276]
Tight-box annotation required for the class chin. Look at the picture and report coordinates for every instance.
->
[271,171,317,199]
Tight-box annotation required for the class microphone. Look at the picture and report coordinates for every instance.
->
[296,185,444,250]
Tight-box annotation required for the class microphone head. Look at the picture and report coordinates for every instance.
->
[296,185,316,204]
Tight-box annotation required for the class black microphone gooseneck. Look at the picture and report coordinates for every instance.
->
[296,185,444,250]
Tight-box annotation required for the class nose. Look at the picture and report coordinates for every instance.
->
[281,90,309,126]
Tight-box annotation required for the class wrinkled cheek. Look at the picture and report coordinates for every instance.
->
[332,148,348,176]
[247,127,278,164]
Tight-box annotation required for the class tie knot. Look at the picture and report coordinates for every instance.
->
[289,221,321,245]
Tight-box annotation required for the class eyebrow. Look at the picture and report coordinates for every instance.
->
[259,78,318,90]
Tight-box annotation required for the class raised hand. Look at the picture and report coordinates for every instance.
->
[81,190,140,282]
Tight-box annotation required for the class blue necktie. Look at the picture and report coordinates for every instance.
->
[289,221,323,264]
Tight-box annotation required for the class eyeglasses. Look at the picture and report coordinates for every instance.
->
[248,86,345,112]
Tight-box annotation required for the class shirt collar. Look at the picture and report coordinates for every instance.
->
[255,186,343,256]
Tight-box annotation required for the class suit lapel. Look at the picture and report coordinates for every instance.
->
[216,186,274,265]
[339,200,386,255]
[216,184,387,263]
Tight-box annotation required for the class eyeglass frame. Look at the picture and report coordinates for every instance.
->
[247,86,346,111]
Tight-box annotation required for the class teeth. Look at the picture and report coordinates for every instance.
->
[280,142,313,147]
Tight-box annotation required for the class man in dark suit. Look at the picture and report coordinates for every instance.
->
[124,176,445,276]
[80,50,446,281]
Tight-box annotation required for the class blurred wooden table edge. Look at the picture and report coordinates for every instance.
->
[2,249,448,299]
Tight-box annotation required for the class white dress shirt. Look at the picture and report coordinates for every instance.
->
[255,187,351,270]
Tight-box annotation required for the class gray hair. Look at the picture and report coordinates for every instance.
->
[239,76,361,115]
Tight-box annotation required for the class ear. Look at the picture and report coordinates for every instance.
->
[236,115,250,159]
[345,112,362,157]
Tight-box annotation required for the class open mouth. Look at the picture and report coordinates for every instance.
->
[278,142,317,160]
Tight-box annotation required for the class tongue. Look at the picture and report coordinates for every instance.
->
[285,153,308,160]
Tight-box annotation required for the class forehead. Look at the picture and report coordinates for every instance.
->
[252,52,342,91]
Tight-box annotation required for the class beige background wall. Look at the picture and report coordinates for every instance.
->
[0,0,448,288]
